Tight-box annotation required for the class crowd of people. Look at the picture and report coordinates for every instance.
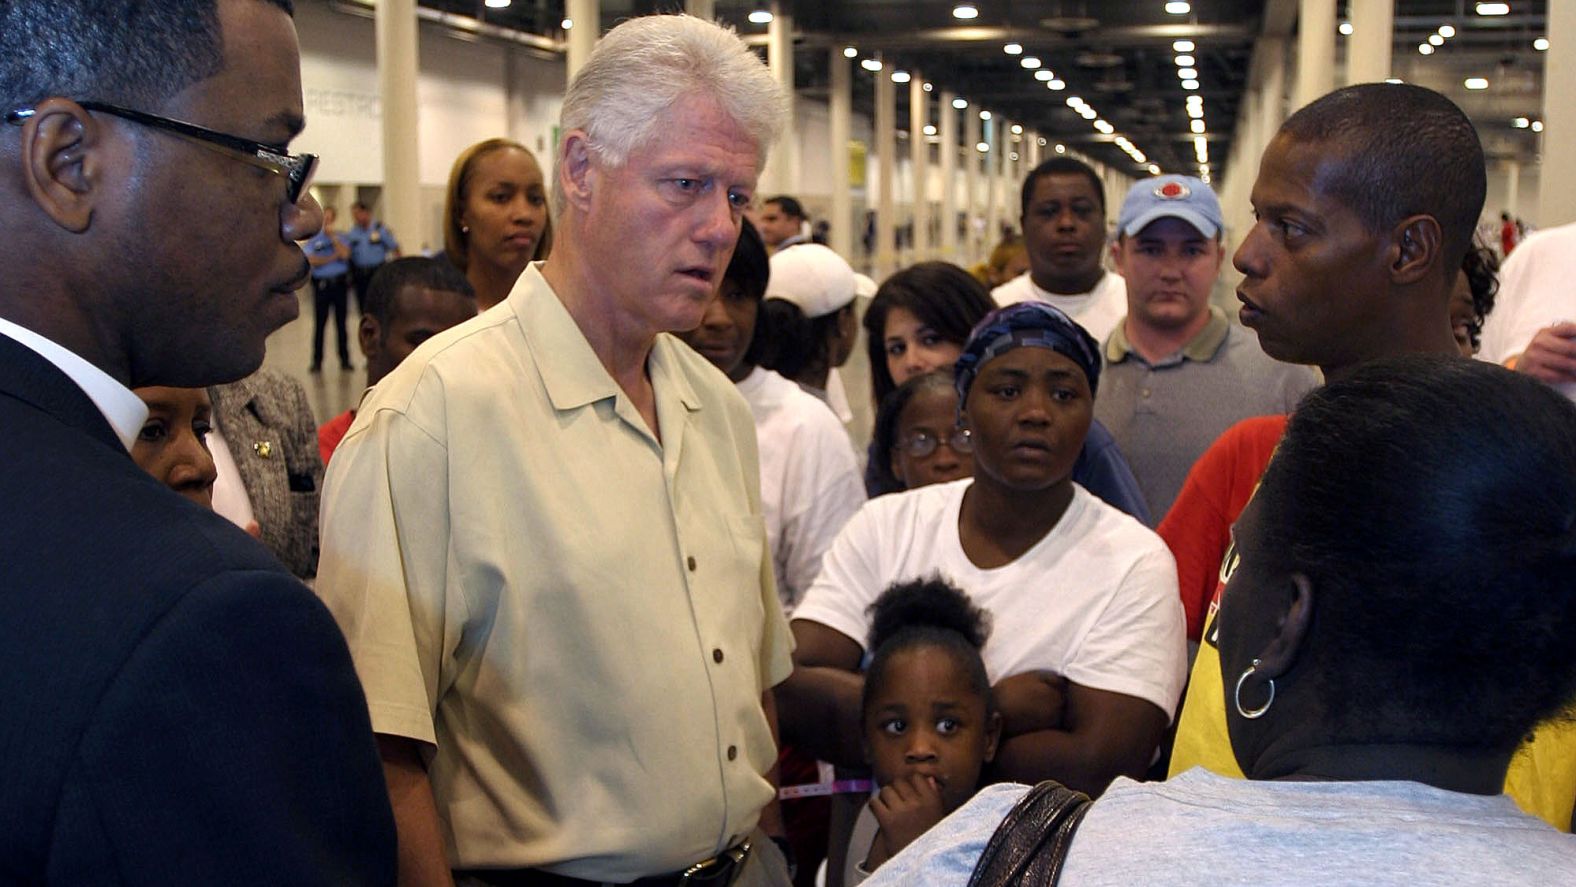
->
[3,2,1576,886]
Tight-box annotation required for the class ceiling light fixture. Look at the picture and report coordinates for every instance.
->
[1438,24,1457,37]
[891,70,911,83]
[1475,2,1509,15]
[1094,120,1114,134]
[484,0,510,7]
[1021,57,1042,69]
[980,110,993,120]
[1166,1,1191,14]
[923,82,934,91]
[1066,95,1084,107]
[923,124,938,135]
[1055,144,1066,154]
[1011,124,1023,134]
[1175,55,1196,66]
[1464,77,1489,89]
[1173,39,1195,52]
[1079,107,1097,119]
[1418,43,1435,55]
[1385,77,1403,83]
[1048,79,1066,90]
[953,3,980,20]
[953,97,969,109]
[1513,116,1530,128]
[1178,67,1199,79]
[1532,120,1544,132]
[1035,70,1054,81]
[1339,21,1353,35]
[561,16,572,28]
[1182,79,1200,90]
[1148,163,1162,174]
[861,58,882,72]
[748,4,773,24]
[1005,43,1024,55]
[1535,37,1550,51]
[976,141,991,153]
[843,46,858,58]
[1190,119,1205,133]
[1428,34,1444,46]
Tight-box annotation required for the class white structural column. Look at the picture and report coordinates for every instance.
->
[965,109,981,258]
[939,91,959,259]
[1259,38,1288,152]
[685,0,715,18]
[375,0,421,256]
[875,63,897,276]
[983,117,998,246]
[566,0,597,80]
[1346,0,1393,84]
[829,49,853,259]
[1543,0,1576,225]
[910,75,931,260]
[1293,0,1337,110]
[763,4,795,197]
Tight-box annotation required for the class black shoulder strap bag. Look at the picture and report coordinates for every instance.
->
[965,781,1093,887]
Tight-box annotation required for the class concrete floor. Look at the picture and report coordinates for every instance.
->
[261,288,365,426]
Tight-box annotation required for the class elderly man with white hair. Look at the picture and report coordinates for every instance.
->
[315,14,794,887]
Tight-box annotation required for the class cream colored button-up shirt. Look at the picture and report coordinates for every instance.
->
[316,264,793,880]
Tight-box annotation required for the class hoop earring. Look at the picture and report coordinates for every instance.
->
[1234,658,1275,720]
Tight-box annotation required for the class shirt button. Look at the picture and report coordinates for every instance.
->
[727,745,738,761]
[713,648,725,663]
[687,556,697,572]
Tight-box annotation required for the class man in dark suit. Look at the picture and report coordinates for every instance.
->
[0,0,396,883]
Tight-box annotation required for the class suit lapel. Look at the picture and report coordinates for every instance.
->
[0,334,126,455]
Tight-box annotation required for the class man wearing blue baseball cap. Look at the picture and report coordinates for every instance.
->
[1094,175,1316,523]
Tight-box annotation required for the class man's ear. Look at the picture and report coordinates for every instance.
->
[1389,214,1443,286]
[358,314,381,360]
[1109,236,1126,272]
[558,130,596,212]
[17,98,105,233]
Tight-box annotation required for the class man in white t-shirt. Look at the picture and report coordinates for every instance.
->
[1477,221,1576,401]
[992,156,1127,343]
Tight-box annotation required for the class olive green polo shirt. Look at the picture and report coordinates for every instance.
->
[1095,307,1318,522]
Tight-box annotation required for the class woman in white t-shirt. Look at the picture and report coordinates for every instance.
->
[780,301,1187,798]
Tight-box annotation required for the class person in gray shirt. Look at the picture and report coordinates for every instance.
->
[867,356,1576,885]
[1095,175,1316,523]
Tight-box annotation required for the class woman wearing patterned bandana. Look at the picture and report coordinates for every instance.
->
[782,302,1187,811]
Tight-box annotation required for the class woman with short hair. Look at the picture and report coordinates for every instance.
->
[869,355,1576,885]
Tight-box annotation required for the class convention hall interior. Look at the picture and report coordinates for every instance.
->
[275,0,1563,423]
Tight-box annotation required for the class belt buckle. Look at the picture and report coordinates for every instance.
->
[677,840,751,886]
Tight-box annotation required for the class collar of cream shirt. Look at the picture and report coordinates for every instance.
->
[0,315,147,452]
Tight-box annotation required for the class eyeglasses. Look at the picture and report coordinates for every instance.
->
[894,428,973,459]
[5,100,318,205]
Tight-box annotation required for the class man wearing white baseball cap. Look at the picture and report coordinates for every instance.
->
[1095,175,1316,523]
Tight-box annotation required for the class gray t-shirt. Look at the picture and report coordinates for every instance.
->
[864,768,1576,885]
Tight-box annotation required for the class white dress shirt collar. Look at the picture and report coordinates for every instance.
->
[0,315,148,452]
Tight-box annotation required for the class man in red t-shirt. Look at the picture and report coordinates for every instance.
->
[318,257,476,464]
